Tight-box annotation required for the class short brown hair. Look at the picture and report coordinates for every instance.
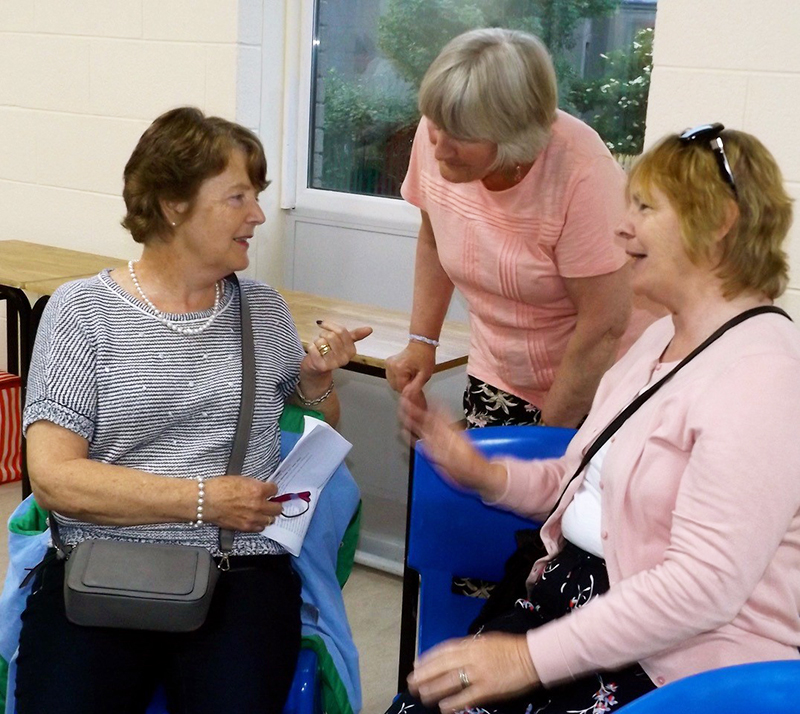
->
[629,129,793,299]
[122,107,269,243]
[418,28,558,170]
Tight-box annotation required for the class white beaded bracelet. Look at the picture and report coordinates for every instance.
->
[409,333,440,347]
[192,475,205,527]
[296,380,335,407]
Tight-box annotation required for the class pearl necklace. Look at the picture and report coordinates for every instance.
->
[128,260,221,336]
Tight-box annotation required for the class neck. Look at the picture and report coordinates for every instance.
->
[664,289,771,361]
[481,161,534,191]
[128,244,222,313]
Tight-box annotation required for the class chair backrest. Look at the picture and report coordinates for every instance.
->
[407,425,575,655]
[617,660,800,713]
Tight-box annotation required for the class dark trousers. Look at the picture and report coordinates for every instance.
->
[387,542,656,714]
[16,550,302,714]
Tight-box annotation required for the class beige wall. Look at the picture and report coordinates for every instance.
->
[0,0,248,261]
[646,0,800,316]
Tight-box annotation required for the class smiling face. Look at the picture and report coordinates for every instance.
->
[616,186,704,310]
[426,120,498,184]
[170,149,265,276]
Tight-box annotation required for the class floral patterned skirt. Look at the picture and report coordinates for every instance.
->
[463,376,542,428]
[386,541,656,714]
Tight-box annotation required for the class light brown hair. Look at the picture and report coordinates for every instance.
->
[122,107,268,243]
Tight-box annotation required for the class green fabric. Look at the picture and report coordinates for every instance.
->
[0,654,8,711]
[301,634,355,714]
[336,501,361,589]
[8,498,48,536]
[279,403,324,433]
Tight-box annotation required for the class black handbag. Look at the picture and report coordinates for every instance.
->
[467,306,790,632]
[52,274,255,632]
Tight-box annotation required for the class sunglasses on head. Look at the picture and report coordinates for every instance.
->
[678,123,738,199]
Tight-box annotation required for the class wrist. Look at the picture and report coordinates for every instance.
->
[296,376,335,406]
[479,462,509,502]
[408,333,440,348]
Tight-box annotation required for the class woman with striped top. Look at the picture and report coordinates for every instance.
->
[16,107,371,714]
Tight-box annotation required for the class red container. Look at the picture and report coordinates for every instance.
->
[0,372,21,483]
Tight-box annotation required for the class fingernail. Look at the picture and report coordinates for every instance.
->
[315,319,323,325]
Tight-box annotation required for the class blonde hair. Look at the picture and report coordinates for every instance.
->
[418,28,558,171]
[629,129,793,299]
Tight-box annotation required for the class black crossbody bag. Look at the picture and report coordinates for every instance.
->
[468,306,790,632]
[50,274,254,632]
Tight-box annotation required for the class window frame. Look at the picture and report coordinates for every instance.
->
[280,0,420,234]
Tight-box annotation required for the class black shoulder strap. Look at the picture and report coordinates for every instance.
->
[547,305,790,516]
[218,274,255,553]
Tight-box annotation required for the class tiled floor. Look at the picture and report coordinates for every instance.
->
[0,481,402,713]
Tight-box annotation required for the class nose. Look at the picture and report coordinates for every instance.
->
[615,205,635,241]
[249,198,266,225]
[431,128,457,160]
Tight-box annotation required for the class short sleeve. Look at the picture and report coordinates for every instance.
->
[554,155,628,279]
[400,118,428,211]
[23,287,97,441]
[273,297,305,400]
[245,282,305,401]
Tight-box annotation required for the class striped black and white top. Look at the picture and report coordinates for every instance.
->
[24,270,305,556]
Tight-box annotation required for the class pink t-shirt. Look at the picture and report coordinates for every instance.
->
[402,113,631,407]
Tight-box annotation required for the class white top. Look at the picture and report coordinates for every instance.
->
[560,360,680,558]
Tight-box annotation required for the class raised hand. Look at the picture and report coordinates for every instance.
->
[302,320,373,376]
[399,388,507,500]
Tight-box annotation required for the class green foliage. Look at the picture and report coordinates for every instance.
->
[570,26,653,155]
[319,69,418,193]
[318,0,654,195]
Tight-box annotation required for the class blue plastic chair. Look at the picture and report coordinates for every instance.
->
[145,649,318,714]
[397,425,576,685]
[617,660,800,713]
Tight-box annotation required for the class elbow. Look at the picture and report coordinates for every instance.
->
[28,471,60,512]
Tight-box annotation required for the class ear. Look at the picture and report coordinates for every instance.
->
[713,199,740,244]
[160,199,189,228]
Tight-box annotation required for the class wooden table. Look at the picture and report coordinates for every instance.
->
[0,240,128,373]
[0,240,128,290]
[282,289,469,378]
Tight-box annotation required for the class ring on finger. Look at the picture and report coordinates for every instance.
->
[318,342,331,357]
[458,667,471,690]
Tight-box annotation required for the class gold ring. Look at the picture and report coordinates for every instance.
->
[458,667,471,690]
[318,342,331,357]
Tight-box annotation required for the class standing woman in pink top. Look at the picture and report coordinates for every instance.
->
[386,125,800,714]
[386,28,649,428]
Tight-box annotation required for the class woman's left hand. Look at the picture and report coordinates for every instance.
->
[301,320,373,376]
[408,632,540,712]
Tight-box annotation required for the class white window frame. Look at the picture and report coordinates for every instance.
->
[280,0,420,234]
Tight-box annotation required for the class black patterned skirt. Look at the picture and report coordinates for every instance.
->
[386,541,656,714]
[463,376,542,428]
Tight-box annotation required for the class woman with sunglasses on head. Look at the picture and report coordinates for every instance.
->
[16,107,371,714]
[385,28,656,429]
[387,124,800,714]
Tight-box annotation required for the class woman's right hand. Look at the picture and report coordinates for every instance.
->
[386,341,436,396]
[400,389,508,500]
[203,475,284,532]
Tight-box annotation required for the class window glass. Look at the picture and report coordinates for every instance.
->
[309,0,657,198]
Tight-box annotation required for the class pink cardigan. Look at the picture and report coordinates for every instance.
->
[493,313,800,688]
